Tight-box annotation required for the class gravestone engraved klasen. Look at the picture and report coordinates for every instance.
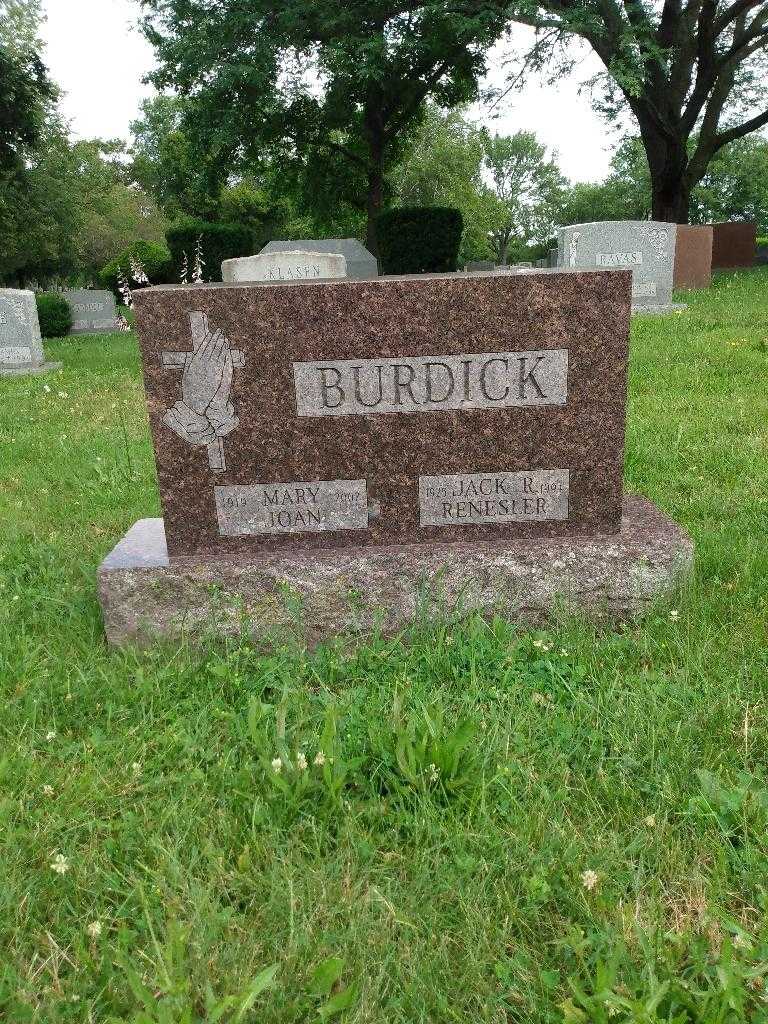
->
[97,269,694,646]
[221,250,347,284]
[0,288,61,376]
[260,238,378,279]
[65,289,120,334]
[557,221,684,312]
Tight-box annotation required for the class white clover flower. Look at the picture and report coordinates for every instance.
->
[50,853,70,875]
[313,751,326,767]
[43,384,51,393]
[45,730,56,742]
[296,752,308,771]
[669,609,679,620]
[271,757,283,774]
[132,762,141,774]
[645,814,656,828]
[42,785,54,797]
[581,869,599,891]
[86,920,102,939]
[428,763,440,783]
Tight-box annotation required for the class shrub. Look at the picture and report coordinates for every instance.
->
[165,219,254,283]
[36,292,73,338]
[98,240,174,300]
[377,206,463,275]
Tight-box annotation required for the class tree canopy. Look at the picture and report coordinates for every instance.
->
[507,0,768,222]
[138,0,511,251]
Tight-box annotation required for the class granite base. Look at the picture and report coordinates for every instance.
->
[632,303,688,316]
[98,496,693,649]
[1,361,62,377]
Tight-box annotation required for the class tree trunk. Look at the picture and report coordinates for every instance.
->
[641,123,692,223]
[651,170,691,223]
[365,144,384,258]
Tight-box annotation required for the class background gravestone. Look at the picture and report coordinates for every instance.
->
[97,268,693,646]
[221,250,346,284]
[673,225,712,289]
[709,221,756,269]
[558,221,680,311]
[260,238,378,279]
[65,289,120,334]
[0,289,61,376]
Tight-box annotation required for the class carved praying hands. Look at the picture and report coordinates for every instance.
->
[162,312,244,472]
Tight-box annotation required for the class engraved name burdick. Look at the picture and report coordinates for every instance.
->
[161,311,245,472]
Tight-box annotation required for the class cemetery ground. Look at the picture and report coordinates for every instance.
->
[1,270,767,1023]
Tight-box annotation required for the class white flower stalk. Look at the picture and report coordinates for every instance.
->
[116,314,132,332]
[192,236,205,284]
[180,251,189,284]
[129,257,149,286]
[117,270,133,309]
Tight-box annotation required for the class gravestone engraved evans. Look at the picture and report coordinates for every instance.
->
[132,269,631,560]
[65,289,120,334]
[558,221,678,309]
[260,238,378,279]
[221,250,347,284]
[0,288,60,376]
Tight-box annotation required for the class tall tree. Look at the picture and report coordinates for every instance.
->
[508,0,768,222]
[130,95,230,220]
[481,130,565,263]
[391,105,498,261]
[0,0,56,172]
[138,1,509,252]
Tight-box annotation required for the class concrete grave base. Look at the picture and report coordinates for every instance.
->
[98,496,693,649]
[1,361,62,377]
[632,303,687,316]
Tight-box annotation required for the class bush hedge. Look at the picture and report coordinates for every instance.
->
[98,240,174,300]
[165,219,254,283]
[377,206,463,275]
[36,292,73,338]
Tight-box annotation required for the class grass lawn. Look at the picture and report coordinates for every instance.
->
[1,269,768,1022]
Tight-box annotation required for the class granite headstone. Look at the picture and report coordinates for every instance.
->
[0,289,60,376]
[673,225,712,290]
[260,238,378,279]
[558,221,680,311]
[65,289,120,334]
[709,221,756,269]
[98,268,693,646]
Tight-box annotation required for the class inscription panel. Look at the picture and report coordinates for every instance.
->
[215,479,368,536]
[632,281,657,298]
[294,349,568,417]
[0,346,33,363]
[596,251,643,267]
[419,469,569,526]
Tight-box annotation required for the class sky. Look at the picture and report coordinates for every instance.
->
[40,0,618,184]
